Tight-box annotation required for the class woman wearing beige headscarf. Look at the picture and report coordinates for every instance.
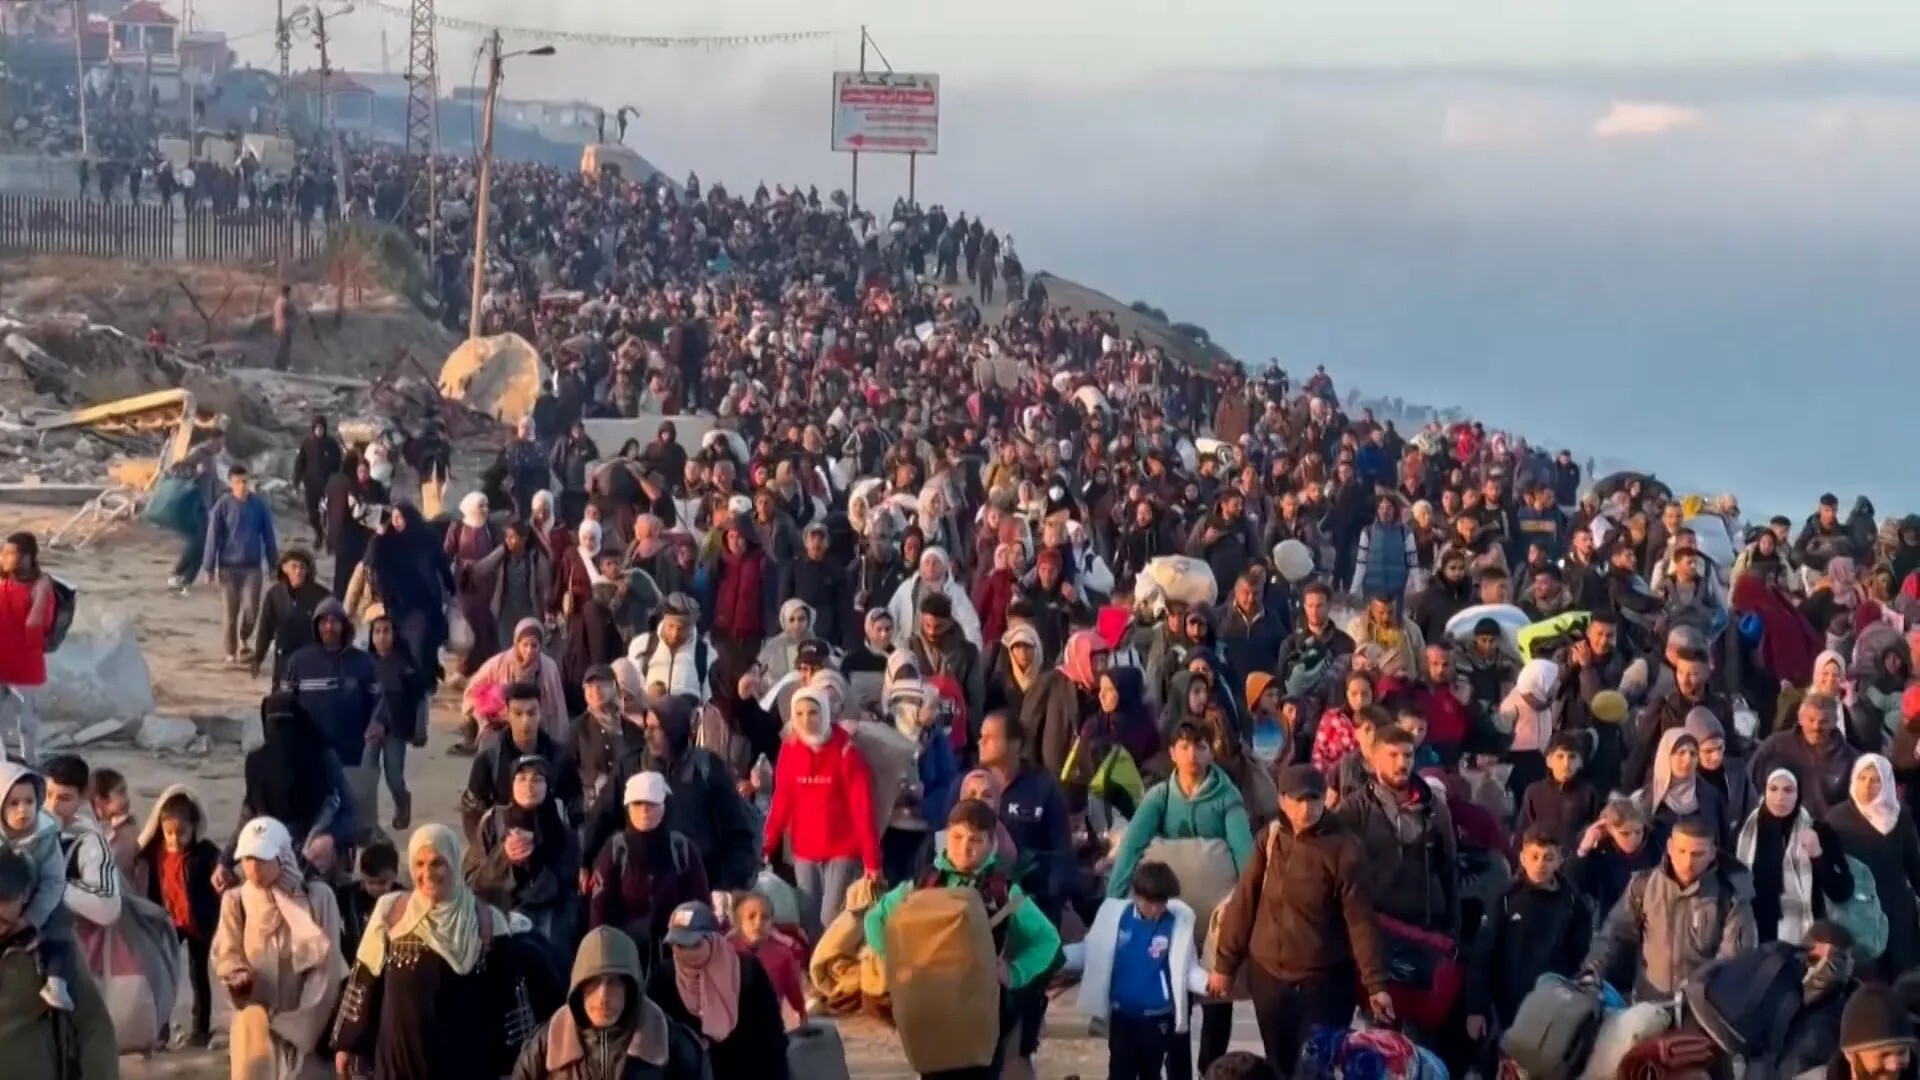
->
[213,817,345,1080]
[331,824,538,1080]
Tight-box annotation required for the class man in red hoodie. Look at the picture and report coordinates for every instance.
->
[762,686,881,940]
[0,533,56,762]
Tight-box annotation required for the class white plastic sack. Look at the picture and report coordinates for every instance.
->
[1445,603,1531,649]
[1135,556,1218,615]
[1272,540,1315,583]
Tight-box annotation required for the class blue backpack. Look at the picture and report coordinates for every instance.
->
[1833,854,1889,964]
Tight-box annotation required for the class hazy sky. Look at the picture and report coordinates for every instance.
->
[203,0,1920,81]
[181,0,1920,509]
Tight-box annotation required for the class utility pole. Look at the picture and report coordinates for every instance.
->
[274,0,290,136]
[466,30,500,339]
[850,24,864,214]
[71,0,89,157]
[181,0,197,147]
[313,7,347,219]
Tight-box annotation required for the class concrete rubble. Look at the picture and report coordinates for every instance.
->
[0,312,502,499]
[40,611,157,724]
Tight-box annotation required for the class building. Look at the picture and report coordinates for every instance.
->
[286,69,375,134]
[449,90,606,145]
[105,0,181,103]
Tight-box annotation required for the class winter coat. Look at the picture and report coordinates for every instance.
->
[1213,602,1286,699]
[276,599,380,765]
[129,784,222,941]
[1464,875,1593,1025]
[1351,521,1417,599]
[643,948,788,1080]
[777,556,856,651]
[512,927,710,1080]
[1335,776,1461,934]
[1210,816,1391,990]
[586,829,710,959]
[762,726,882,871]
[863,850,1063,993]
[1076,898,1208,1032]
[709,546,769,643]
[251,558,331,677]
[1582,858,1757,1002]
[1105,767,1256,898]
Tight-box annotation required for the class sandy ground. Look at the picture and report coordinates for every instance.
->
[9,493,1266,1080]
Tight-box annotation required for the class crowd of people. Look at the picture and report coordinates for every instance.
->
[3,153,1920,1080]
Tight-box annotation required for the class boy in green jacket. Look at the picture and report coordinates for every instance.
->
[1106,721,1257,897]
[865,798,1062,1079]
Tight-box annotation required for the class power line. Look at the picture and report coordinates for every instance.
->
[356,0,837,49]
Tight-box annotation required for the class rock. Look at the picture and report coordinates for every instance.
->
[134,715,199,753]
[73,719,128,746]
[41,611,156,724]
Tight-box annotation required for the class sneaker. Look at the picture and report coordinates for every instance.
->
[166,574,185,589]
[41,976,72,1011]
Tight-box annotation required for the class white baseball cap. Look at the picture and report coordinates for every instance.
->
[624,771,671,806]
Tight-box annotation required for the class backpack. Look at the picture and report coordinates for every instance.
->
[634,632,711,690]
[1832,853,1889,964]
[603,829,695,881]
[1683,942,1804,1059]
[882,885,1022,1074]
[43,576,76,653]
[1501,973,1603,1080]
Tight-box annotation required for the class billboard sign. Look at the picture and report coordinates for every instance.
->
[831,71,939,155]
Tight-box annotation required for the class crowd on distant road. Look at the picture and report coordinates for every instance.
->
[4,140,1920,1080]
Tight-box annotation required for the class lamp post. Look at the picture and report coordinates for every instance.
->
[467,33,554,339]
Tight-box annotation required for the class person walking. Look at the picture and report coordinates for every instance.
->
[202,464,280,665]
[0,533,56,763]
[1208,764,1394,1070]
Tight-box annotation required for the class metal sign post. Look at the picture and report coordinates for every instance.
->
[831,29,936,213]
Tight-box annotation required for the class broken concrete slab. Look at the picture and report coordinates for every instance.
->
[0,482,111,507]
[74,719,129,746]
[135,714,199,753]
[42,611,156,723]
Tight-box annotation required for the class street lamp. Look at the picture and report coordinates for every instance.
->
[467,35,554,338]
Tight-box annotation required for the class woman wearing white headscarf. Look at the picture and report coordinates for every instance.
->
[1636,727,1729,850]
[757,599,817,682]
[447,492,503,679]
[1736,768,1854,945]
[761,688,881,940]
[886,546,983,650]
[1826,753,1920,979]
[331,824,539,1079]
[214,817,345,1080]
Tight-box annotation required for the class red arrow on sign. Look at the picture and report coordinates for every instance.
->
[846,133,867,147]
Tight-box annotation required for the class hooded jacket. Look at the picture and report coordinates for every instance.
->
[251,549,331,678]
[1105,766,1256,898]
[863,849,1063,993]
[1583,856,1758,1002]
[1335,772,1461,933]
[581,696,760,891]
[511,926,711,1080]
[762,723,881,871]
[279,598,381,763]
[0,762,65,936]
[130,784,222,940]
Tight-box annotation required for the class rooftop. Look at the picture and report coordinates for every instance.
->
[112,1,178,25]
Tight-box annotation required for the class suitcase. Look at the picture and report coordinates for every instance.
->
[1501,974,1603,1080]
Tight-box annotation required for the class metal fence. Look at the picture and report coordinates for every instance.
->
[0,195,322,265]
